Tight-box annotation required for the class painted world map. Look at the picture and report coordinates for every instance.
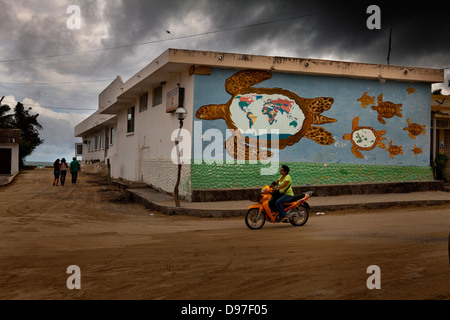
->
[235,94,299,129]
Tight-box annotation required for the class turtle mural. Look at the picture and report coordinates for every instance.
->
[342,116,387,159]
[406,85,415,95]
[412,145,423,156]
[195,70,337,160]
[386,141,404,159]
[371,94,403,124]
[357,92,375,109]
[403,118,426,139]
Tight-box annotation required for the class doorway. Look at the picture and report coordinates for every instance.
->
[0,148,12,174]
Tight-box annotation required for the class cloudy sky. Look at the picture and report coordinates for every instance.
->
[0,0,448,162]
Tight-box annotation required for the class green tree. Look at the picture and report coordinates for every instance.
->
[433,153,449,182]
[13,102,44,167]
[0,96,14,128]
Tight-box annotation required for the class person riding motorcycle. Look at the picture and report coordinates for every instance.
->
[269,165,294,222]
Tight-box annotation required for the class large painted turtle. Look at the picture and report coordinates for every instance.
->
[195,70,336,160]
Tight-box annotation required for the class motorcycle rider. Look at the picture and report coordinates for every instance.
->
[270,165,294,222]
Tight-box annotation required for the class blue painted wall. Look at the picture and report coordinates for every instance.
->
[193,67,431,167]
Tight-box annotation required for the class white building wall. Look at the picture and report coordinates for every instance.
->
[5,143,19,175]
[111,107,138,181]
[11,144,19,175]
[109,68,194,199]
[74,48,444,201]
[99,76,124,111]
[0,143,19,175]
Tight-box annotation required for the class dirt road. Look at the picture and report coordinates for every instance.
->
[0,168,449,300]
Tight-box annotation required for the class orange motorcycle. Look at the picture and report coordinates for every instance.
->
[245,185,312,230]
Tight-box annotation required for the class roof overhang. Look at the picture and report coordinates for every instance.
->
[168,49,444,83]
[74,112,116,137]
[0,129,21,143]
[100,48,444,115]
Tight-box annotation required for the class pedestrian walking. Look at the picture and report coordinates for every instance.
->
[70,157,81,185]
[53,159,60,186]
[59,158,68,186]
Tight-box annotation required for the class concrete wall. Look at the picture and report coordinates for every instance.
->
[74,49,443,200]
[109,68,194,198]
[98,76,124,111]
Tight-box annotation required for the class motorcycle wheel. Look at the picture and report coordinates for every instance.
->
[289,204,309,226]
[245,208,266,230]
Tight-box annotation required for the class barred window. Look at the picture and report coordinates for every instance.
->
[153,86,162,106]
[127,106,135,133]
[139,93,148,112]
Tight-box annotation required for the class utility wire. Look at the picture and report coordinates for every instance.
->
[35,106,96,111]
[22,101,96,111]
[0,8,345,63]
[1,99,96,111]
[0,79,113,85]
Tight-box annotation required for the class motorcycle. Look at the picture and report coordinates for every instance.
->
[245,185,313,230]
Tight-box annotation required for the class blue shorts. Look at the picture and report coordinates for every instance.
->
[54,171,60,178]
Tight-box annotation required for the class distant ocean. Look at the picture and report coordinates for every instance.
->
[24,161,53,168]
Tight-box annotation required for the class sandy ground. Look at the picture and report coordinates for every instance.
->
[0,168,449,300]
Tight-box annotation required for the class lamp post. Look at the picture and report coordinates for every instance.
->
[174,106,187,207]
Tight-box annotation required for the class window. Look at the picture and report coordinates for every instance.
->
[139,93,148,112]
[153,86,162,106]
[110,127,114,145]
[100,133,104,150]
[105,129,109,149]
[127,106,135,133]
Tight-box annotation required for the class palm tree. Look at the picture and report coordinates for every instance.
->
[0,96,14,128]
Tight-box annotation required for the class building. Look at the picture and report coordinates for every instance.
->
[74,77,119,164]
[431,94,450,177]
[74,49,444,201]
[0,129,21,175]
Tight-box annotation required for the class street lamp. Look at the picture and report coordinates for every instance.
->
[174,106,187,207]
[175,106,187,124]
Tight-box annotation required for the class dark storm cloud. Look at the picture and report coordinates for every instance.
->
[93,0,446,68]
[0,0,447,161]
[1,0,448,105]
[3,0,447,79]
[100,0,186,46]
[190,0,448,68]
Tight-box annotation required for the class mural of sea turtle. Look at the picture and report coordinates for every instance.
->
[357,92,375,109]
[342,116,386,159]
[403,118,426,139]
[195,70,337,160]
[386,141,403,159]
[371,94,403,124]
[406,85,415,95]
[412,145,423,156]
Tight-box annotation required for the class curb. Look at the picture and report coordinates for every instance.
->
[126,189,450,218]
[127,190,247,217]
[0,171,20,187]
[310,199,450,212]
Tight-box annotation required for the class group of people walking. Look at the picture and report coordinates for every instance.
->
[53,157,81,186]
